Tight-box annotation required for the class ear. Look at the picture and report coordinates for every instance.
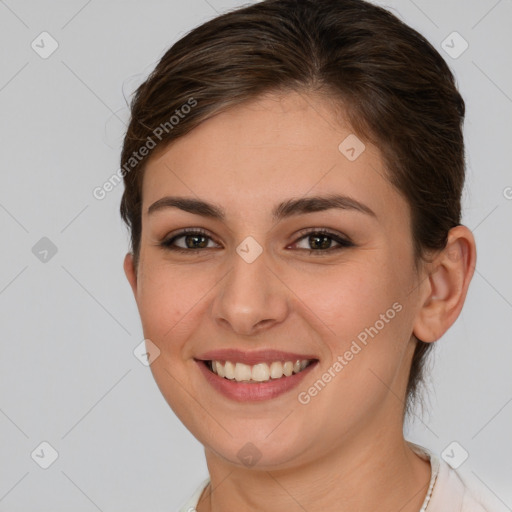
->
[412,225,477,343]
[123,252,138,297]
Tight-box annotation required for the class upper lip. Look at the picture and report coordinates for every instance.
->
[195,349,319,366]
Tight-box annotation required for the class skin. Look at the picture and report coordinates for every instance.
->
[124,90,476,512]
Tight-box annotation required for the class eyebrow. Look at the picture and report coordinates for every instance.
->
[147,194,376,221]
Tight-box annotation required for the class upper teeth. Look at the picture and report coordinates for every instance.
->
[210,359,312,382]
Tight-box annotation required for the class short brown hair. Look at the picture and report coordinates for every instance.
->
[120,0,466,419]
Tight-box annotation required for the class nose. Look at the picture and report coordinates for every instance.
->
[211,246,289,336]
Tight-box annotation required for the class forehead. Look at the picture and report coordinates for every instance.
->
[142,91,406,226]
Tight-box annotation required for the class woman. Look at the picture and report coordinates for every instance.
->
[119,0,497,510]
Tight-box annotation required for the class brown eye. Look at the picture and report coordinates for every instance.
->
[161,229,220,252]
[291,229,354,254]
[159,228,354,255]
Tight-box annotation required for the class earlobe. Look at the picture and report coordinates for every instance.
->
[412,225,477,343]
[123,252,138,296]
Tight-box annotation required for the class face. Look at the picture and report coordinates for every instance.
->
[124,91,426,470]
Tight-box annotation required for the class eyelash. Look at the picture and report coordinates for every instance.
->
[159,228,354,256]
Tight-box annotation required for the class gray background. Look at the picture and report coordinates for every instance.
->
[0,0,511,510]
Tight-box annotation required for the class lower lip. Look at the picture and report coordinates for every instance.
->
[195,360,318,402]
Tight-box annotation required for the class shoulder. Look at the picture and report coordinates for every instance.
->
[178,477,210,512]
[408,442,508,512]
[457,470,509,512]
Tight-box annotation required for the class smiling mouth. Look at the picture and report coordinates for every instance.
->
[202,358,317,383]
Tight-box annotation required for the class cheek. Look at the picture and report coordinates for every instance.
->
[294,267,410,424]
[133,265,171,330]
[289,259,411,401]
[135,261,216,347]
[135,242,413,357]
[289,260,405,342]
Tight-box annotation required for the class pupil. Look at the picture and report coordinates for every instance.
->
[185,234,332,250]
[310,234,330,250]
[186,235,207,248]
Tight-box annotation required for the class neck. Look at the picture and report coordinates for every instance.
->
[196,424,431,512]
